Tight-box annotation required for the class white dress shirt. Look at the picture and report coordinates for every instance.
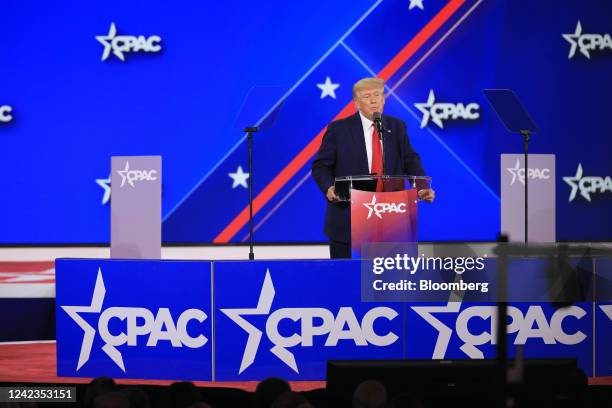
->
[359,112,383,173]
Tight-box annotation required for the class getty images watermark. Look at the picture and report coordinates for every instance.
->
[360,242,493,302]
[360,243,611,303]
[361,249,491,302]
[371,253,489,293]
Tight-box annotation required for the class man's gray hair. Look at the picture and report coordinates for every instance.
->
[352,77,385,99]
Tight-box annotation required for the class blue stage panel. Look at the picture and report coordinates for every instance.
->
[596,302,612,377]
[213,260,404,380]
[407,301,594,376]
[52,258,612,380]
[55,259,213,380]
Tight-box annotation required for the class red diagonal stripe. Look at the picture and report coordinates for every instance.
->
[0,261,54,272]
[214,0,465,243]
[1,280,56,284]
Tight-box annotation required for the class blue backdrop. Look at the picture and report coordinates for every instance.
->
[1,0,610,244]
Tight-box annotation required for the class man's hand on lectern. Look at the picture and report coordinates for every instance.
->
[326,186,340,202]
[418,188,435,202]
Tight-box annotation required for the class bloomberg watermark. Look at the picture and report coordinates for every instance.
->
[360,243,608,303]
[371,253,489,294]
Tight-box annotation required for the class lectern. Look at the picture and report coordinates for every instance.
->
[334,175,431,258]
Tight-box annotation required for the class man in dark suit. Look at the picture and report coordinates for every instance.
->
[312,77,434,258]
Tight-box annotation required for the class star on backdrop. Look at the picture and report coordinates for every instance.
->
[409,0,424,11]
[316,76,340,99]
[563,163,584,202]
[229,166,250,189]
[96,175,111,205]
[562,21,585,59]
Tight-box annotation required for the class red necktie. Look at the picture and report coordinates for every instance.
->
[371,124,383,192]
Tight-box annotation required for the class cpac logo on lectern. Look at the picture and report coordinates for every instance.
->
[0,105,13,123]
[506,159,550,185]
[221,270,398,374]
[563,163,612,202]
[116,161,158,188]
[96,22,162,61]
[363,195,407,220]
[411,303,587,359]
[414,90,480,129]
[563,21,612,59]
[61,268,208,371]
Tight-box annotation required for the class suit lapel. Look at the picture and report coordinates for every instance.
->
[349,112,369,174]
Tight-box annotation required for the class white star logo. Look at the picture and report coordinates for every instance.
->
[363,195,381,219]
[563,163,585,202]
[316,76,340,99]
[96,22,124,61]
[600,305,612,322]
[60,269,105,370]
[409,0,424,10]
[61,268,127,372]
[228,165,250,189]
[414,90,442,128]
[562,21,587,59]
[411,302,463,358]
[116,161,133,188]
[96,175,111,205]
[506,159,523,185]
[221,270,299,373]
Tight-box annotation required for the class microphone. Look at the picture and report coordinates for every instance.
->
[372,112,384,140]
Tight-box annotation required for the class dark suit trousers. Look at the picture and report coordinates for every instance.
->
[329,240,351,259]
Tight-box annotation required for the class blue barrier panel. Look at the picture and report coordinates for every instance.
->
[596,302,612,376]
[55,258,609,381]
[214,260,404,380]
[595,257,612,376]
[406,302,593,376]
[56,259,213,380]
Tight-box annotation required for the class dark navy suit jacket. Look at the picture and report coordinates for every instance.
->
[311,112,426,243]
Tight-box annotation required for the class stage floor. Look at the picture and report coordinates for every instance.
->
[0,341,325,392]
[1,341,610,390]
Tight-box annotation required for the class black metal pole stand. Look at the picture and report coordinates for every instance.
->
[245,126,258,260]
[495,234,509,408]
[521,130,530,244]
